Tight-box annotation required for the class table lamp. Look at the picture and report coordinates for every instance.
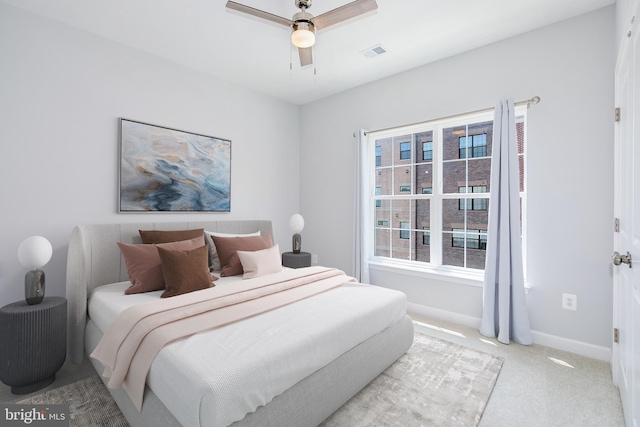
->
[18,236,52,305]
[289,214,305,254]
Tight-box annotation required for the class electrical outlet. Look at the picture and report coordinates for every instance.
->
[562,293,577,311]
[311,254,318,265]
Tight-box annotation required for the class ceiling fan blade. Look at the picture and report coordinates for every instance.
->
[226,1,292,27]
[298,47,313,67]
[312,0,378,30]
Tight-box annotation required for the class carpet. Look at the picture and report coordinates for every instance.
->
[18,333,503,427]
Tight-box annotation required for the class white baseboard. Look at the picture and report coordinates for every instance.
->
[407,302,481,329]
[407,302,612,362]
[529,330,612,362]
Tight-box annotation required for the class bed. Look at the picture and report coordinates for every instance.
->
[66,220,414,427]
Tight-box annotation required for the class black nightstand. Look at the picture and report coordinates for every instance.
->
[282,251,312,268]
[0,297,67,394]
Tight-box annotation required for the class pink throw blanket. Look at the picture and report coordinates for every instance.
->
[90,267,355,410]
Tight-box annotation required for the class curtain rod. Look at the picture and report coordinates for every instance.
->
[355,96,541,137]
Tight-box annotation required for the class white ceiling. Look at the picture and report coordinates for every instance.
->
[3,0,614,105]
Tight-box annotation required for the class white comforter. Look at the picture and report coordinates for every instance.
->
[88,270,407,427]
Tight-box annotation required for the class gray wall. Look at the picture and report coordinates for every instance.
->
[0,3,301,307]
[300,7,615,355]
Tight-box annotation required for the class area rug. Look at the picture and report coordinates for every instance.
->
[320,333,504,427]
[17,375,128,427]
[18,333,503,427]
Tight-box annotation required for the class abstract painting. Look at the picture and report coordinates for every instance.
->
[119,119,231,212]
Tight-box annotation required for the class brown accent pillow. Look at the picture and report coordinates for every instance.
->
[158,245,213,298]
[118,236,205,294]
[211,234,273,277]
[139,228,204,244]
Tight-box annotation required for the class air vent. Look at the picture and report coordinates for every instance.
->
[361,44,387,59]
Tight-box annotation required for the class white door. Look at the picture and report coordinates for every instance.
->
[613,5,640,427]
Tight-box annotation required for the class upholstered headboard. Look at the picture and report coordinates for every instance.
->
[65,220,274,364]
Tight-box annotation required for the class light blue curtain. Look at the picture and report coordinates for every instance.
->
[353,129,371,283]
[479,99,532,345]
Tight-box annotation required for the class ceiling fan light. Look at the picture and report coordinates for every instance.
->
[291,22,315,48]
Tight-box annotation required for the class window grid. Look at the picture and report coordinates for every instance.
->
[371,108,526,273]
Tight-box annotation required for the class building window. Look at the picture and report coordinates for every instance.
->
[452,229,487,250]
[459,134,487,158]
[458,186,488,211]
[370,109,526,272]
[399,222,410,239]
[423,141,433,160]
[400,142,411,160]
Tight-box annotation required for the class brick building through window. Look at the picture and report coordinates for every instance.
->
[372,114,525,270]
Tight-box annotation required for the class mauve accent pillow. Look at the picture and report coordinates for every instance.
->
[158,245,213,298]
[237,244,283,279]
[118,236,205,294]
[139,228,204,244]
[211,234,273,277]
[204,230,261,271]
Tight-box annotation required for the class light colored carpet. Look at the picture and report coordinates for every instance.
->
[16,333,503,427]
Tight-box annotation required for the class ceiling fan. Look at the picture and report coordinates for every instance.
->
[226,0,378,67]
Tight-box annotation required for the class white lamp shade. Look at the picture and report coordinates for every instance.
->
[289,214,305,234]
[18,236,53,269]
[291,23,315,48]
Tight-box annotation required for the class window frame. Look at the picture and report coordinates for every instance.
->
[367,107,527,283]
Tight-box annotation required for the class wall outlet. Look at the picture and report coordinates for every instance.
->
[562,293,577,311]
[311,254,318,265]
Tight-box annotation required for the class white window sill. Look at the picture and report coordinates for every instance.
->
[368,259,532,294]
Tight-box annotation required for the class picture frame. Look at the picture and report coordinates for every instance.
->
[119,118,231,212]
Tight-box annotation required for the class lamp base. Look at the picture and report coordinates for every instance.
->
[292,233,302,254]
[25,269,45,305]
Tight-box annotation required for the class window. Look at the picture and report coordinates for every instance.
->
[399,222,410,239]
[370,109,526,273]
[400,142,411,160]
[423,141,433,160]
[452,229,487,250]
[458,186,487,211]
[459,134,487,158]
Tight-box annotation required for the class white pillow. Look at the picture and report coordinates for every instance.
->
[204,230,261,270]
[237,244,283,279]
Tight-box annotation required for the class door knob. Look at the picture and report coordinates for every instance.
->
[612,251,632,268]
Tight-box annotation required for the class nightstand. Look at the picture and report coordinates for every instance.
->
[282,251,312,268]
[0,296,67,394]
